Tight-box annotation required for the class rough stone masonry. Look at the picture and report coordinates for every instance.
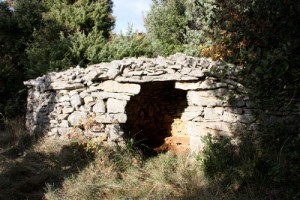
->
[24,53,299,152]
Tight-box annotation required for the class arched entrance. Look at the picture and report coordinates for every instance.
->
[123,81,189,154]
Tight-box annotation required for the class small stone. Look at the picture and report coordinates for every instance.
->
[69,90,78,96]
[57,114,69,120]
[199,79,228,89]
[68,111,88,126]
[58,95,70,103]
[70,94,82,107]
[92,100,106,113]
[60,120,69,128]
[80,92,89,98]
[84,96,94,104]
[147,71,165,76]
[169,64,182,69]
[190,69,204,77]
[85,69,98,81]
[95,113,127,123]
[108,124,124,141]
[63,107,74,114]
[180,68,192,75]
[127,71,144,76]
[106,62,121,79]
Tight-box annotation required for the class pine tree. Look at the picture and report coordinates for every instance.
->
[26,0,115,76]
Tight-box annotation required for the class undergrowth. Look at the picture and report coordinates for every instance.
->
[1,118,299,199]
[200,123,300,200]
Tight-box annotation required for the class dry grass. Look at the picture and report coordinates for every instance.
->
[0,119,255,200]
[45,151,211,200]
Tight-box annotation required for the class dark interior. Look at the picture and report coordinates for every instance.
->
[123,81,188,154]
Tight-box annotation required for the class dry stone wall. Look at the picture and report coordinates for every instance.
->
[24,53,299,152]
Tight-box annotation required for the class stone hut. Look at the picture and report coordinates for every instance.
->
[24,53,299,153]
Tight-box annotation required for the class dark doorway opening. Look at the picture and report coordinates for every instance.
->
[123,82,189,155]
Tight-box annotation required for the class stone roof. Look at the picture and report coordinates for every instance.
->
[24,53,240,92]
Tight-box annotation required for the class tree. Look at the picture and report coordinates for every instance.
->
[145,0,188,56]
[25,0,115,77]
[0,0,45,116]
[199,0,300,108]
[86,27,154,63]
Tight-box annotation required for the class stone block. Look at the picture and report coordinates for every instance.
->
[60,120,69,128]
[70,94,82,107]
[107,124,124,141]
[181,107,203,121]
[222,111,237,123]
[84,96,94,104]
[85,69,98,81]
[92,100,106,113]
[186,122,207,137]
[228,99,245,107]
[175,81,202,90]
[92,80,140,94]
[189,135,203,152]
[95,113,127,123]
[203,108,221,121]
[69,90,78,96]
[207,121,232,132]
[198,79,227,89]
[237,114,256,124]
[190,69,205,78]
[169,64,182,69]
[107,98,127,113]
[80,92,89,98]
[106,61,121,79]
[57,127,72,136]
[79,105,93,112]
[180,68,192,75]
[187,121,232,137]
[91,92,130,101]
[226,107,243,114]
[68,111,88,126]
[187,91,225,107]
[57,95,70,103]
[63,107,74,114]
[57,114,69,120]
[50,81,84,90]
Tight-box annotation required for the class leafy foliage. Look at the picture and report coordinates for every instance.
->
[0,0,45,116]
[201,123,300,199]
[146,0,188,56]
[25,0,115,77]
[87,27,154,63]
[199,0,300,108]
[147,0,299,109]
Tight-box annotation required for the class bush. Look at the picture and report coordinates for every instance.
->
[201,123,300,199]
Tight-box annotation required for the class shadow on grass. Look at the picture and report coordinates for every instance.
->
[0,137,95,200]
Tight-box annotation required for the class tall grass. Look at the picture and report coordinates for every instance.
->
[1,118,299,199]
[45,150,209,200]
[0,117,30,150]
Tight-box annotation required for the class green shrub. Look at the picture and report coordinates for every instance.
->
[200,123,300,199]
